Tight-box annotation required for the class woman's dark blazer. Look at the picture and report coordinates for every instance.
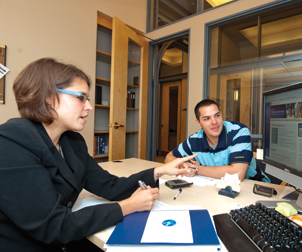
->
[0,118,157,252]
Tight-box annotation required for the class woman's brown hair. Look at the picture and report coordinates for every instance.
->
[13,58,91,124]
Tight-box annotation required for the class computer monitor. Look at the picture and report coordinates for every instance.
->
[261,82,302,212]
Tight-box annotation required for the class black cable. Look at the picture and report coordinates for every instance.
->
[294,186,302,194]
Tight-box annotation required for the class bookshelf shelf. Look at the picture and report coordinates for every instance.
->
[96,77,110,86]
[93,154,109,159]
[127,84,139,88]
[96,50,111,64]
[95,104,110,108]
[94,131,109,134]
[128,60,140,66]
[97,50,111,57]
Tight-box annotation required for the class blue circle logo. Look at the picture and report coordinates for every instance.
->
[162,219,176,227]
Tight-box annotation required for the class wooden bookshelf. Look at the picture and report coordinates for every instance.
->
[94,13,148,161]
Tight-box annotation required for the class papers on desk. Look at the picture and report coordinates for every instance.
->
[105,211,227,252]
[152,200,202,211]
[280,186,297,199]
[106,209,220,251]
[171,175,218,187]
[141,210,193,244]
[73,192,226,251]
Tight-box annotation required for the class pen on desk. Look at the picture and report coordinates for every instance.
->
[174,188,182,200]
[138,180,147,190]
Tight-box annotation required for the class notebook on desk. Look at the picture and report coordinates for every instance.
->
[106,209,220,246]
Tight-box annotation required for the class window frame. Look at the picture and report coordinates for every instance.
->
[147,0,236,32]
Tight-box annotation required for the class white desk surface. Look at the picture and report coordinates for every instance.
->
[79,158,291,250]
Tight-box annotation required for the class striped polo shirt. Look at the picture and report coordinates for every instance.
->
[172,121,270,182]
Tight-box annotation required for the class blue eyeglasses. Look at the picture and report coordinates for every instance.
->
[56,89,90,103]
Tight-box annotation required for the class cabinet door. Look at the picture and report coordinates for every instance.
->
[109,17,149,161]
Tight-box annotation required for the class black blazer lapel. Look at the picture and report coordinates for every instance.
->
[59,134,85,189]
[34,122,83,192]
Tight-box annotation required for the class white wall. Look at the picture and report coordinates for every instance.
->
[146,0,278,136]
[0,0,147,154]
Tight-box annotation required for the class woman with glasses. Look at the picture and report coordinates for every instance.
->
[0,58,196,252]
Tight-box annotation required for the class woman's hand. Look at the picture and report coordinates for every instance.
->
[154,153,198,180]
[118,186,159,216]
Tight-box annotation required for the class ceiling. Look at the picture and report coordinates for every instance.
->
[240,14,302,48]
[161,38,189,66]
[162,48,183,66]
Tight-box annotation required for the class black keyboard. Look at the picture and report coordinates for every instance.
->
[213,203,302,252]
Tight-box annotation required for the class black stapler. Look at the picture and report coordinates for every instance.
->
[218,186,239,198]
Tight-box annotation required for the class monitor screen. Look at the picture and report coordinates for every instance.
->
[262,82,302,211]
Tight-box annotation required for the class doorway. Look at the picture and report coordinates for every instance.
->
[157,80,188,163]
[146,32,189,162]
[158,78,188,159]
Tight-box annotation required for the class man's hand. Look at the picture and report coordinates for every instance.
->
[184,159,200,177]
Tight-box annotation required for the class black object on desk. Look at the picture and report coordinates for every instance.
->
[165,179,193,189]
[218,186,239,198]
[253,183,277,197]
[215,202,302,252]
[213,213,259,252]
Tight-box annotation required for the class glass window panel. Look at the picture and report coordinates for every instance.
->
[208,1,302,152]
[148,0,234,31]
[219,18,258,67]
[261,10,302,57]
[158,0,197,28]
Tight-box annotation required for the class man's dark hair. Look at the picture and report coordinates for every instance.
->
[194,99,219,120]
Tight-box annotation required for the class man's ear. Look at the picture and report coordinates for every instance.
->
[196,118,201,128]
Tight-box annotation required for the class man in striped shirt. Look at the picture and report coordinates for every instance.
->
[165,99,269,182]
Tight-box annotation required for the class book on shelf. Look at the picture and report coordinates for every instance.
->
[94,135,106,155]
[127,91,131,108]
[133,76,139,85]
[131,92,135,108]
[95,85,102,104]
[127,91,136,108]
